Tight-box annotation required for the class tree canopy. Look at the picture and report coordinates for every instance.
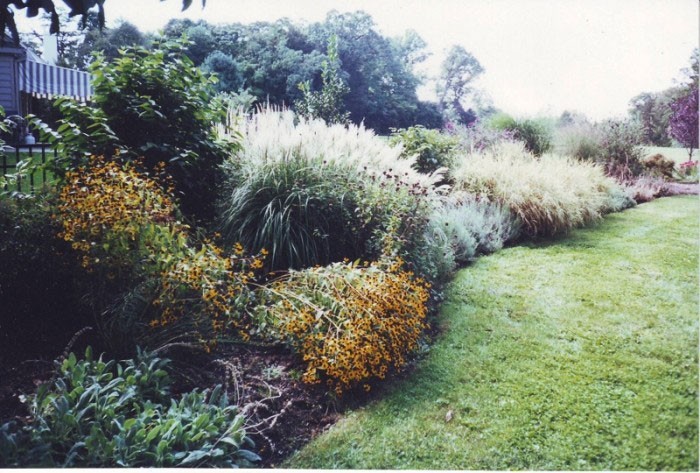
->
[0,0,200,45]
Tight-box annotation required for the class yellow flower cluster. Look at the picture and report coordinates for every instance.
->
[56,156,264,348]
[266,258,430,395]
[57,156,185,273]
[153,241,265,347]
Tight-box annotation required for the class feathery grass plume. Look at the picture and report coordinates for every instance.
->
[226,108,446,189]
[452,142,626,237]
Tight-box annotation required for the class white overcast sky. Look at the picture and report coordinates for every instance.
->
[16,0,700,120]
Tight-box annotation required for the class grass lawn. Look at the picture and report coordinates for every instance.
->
[644,146,697,164]
[286,196,699,470]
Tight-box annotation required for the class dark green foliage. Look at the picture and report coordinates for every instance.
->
[389,125,459,175]
[490,114,553,156]
[295,35,350,125]
[0,196,91,364]
[37,37,237,223]
[220,158,372,272]
[201,50,245,93]
[0,348,259,467]
[628,91,677,147]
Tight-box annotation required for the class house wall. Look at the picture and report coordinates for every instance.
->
[0,50,20,115]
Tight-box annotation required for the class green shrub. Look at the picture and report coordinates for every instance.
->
[0,195,91,364]
[389,125,459,175]
[595,119,644,179]
[600,184,637,213]
[35,36,238,224]
[452,142,624,237]
[219,110,445,276]
[489,114,552,156]
[642,153,676,179]
[0,348,259,468]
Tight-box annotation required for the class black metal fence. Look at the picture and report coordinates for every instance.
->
[1,143,58,193]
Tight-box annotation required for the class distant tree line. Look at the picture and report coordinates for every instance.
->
[627,48,698,147]
[17,7,491,133]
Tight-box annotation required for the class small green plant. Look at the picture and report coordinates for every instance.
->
[0,348,259,468]
[489,114,553,156]
[389,125,459,175]
[295,35,350,125]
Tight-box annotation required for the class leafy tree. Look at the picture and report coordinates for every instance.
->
[201,50,244,93]
[437,45,483,125]
[668,86,699,160]
[295,35,350,125]
[308,11,430,133]
[1,0,201,45]
[182,23,215,65]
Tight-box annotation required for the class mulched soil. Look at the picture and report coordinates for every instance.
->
[0,340,352,468]
[0,327,440,467]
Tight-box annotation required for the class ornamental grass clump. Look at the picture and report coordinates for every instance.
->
[261,258,430,395]
[452,142,625,237]
[219,109,446,275]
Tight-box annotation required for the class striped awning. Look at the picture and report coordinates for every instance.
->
[18,60,93,102]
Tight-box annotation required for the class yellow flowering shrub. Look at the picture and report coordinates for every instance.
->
[153,242,266,347]
[56,156,263,349]
[56,156,187,276]
[264,258,430,395]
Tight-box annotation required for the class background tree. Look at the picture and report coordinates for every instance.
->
[307,11,433,133]
[295,34,350,125]
[201,50,245,93]
[436,45,484,125]
[668,86,699,159]
[1,0,199,45]
[628,91,676,146]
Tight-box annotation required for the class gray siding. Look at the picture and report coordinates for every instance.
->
[0,55,18,115]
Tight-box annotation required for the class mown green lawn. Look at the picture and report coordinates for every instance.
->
[644,146,697,164]
[286,196,699,470]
